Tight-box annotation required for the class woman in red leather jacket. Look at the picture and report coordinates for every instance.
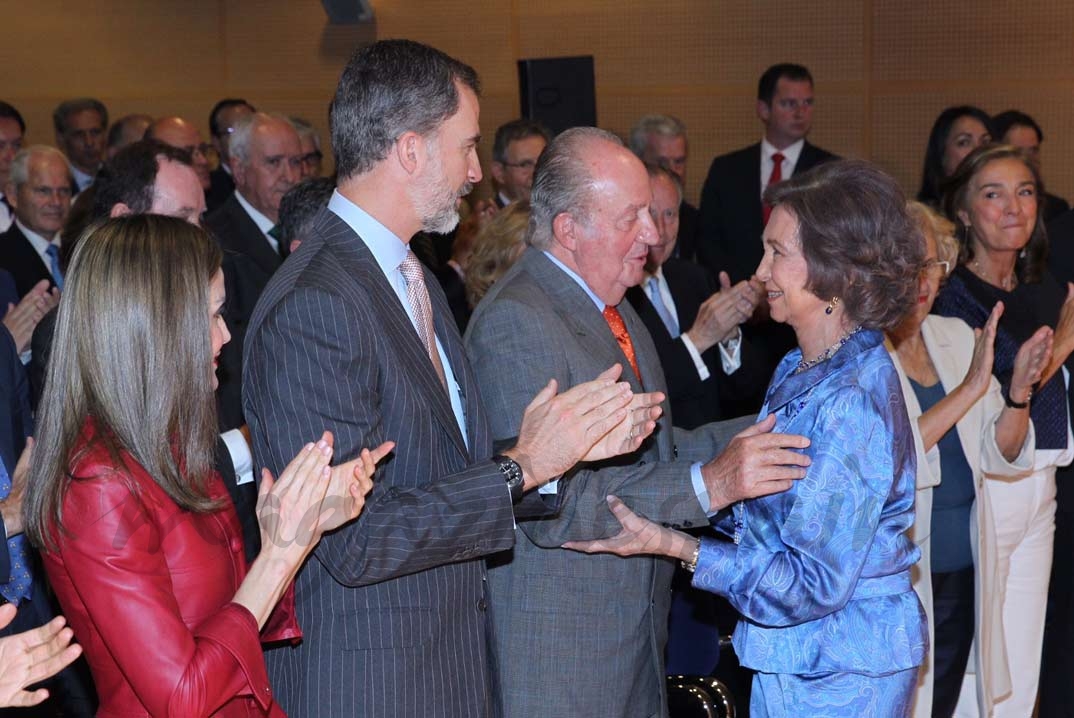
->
[23,215,392,717]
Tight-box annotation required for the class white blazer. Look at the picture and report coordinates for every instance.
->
[888,315,1035,718]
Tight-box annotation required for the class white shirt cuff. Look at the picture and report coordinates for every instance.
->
[538,478,559,494]
[680,333,711,381]
[718,327,743,375]
[220,429,255,486]
[690,461,716,516]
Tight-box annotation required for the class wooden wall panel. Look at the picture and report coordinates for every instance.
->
[0,1,1071,203]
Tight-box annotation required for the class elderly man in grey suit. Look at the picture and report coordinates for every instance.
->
[242,41,661,718]
[465,127,811,718]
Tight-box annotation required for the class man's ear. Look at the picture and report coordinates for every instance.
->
[756,99,771,124]
[552,211,578,251]
[490,161,506,187]
[394,131,422,175]
[110,202,132,218]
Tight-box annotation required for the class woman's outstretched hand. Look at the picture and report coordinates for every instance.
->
[256,433,335,558]
[562,495,696,562]
[317,441,394,533]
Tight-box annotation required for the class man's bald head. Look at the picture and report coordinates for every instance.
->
[145,116,211,190]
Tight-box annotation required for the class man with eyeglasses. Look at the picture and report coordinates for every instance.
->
[629,114,700,262]
[145,116,213,194]
[52,98,108,193]
[489,118,550,207]
[291,116,325,179]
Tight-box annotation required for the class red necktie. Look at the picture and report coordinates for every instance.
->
[602,306,641,382]
[762,151,785,226]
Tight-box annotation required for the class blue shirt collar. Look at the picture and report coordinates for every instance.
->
[541,250,605,311]
[327,190,409,275]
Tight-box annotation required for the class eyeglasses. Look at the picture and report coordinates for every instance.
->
[920,258,950,279]
[502,159,537,171]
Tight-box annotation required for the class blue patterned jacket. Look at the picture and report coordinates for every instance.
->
[694,329,927,675]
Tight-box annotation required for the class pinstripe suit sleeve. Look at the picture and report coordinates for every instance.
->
[467,294,709,546]
[246,286,515,587]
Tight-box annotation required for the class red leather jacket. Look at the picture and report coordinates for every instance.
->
[42,422,297,717]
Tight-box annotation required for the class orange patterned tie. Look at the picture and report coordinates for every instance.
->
[602,305,641,382]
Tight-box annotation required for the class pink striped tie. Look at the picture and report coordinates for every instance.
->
[399,251,448,390]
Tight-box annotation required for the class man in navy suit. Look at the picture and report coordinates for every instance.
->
[696,64,837,411]
[697,63,837,284]
[243,40,659,718]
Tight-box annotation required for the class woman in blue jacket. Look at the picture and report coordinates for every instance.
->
[567,159,928,717]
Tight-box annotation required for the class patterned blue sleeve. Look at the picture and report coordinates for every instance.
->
[693,387,891,627]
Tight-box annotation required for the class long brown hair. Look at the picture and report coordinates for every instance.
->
[26,215,223,549]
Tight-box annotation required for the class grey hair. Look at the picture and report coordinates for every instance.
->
[628,114,686,158]
[290,116,322,151]
[644,162,684,204]
[527,126,622,250]
[9,145,71,187]
[228,112,296,164]
[330,39,480,181]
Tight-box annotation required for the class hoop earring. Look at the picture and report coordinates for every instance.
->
[825,297,840,315]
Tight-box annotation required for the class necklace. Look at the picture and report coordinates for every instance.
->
[971,258,1017,291]
[796,325,862,373]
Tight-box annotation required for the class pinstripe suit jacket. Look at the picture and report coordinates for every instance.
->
[242,208,521,718]
[465,248,749,718]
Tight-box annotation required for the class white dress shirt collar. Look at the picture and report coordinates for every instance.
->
[16,219,60,270]
[70,165,96,192]
[759,137,806,196]
[542,250,605,311]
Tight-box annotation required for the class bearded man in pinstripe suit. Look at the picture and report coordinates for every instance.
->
[242,40,662,718]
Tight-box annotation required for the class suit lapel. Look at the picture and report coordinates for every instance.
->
[521,249,637,385]
[318,213,468,457]
[228,197,282,275]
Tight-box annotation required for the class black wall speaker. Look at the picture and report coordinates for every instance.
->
[517,56,596,135]
[321,0,374,24]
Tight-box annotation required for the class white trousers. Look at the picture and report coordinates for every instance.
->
[954,468,1056,717]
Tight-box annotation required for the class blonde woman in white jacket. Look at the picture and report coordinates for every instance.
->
[887,203,1053,718]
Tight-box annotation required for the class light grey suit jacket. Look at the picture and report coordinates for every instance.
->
[243,208,531,718]
[464,248,749,718]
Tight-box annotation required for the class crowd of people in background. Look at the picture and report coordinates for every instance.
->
[0,41,1071,718]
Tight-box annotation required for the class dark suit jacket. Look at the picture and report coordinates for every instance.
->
[0,269,17,310]
[206,166,235,214]
[244,208,539,718]
[0,327,30,583]
[625,259,766,429]
[696,140,837,282]
[205,195,282,431]
[1048,208,1074,286]
[0,223,57,299]
[676,199,700,262]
